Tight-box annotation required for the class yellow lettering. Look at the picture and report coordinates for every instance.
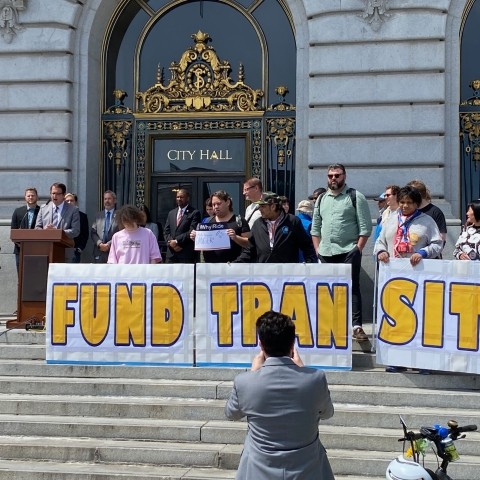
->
[115,284,146,346]
[378,279,418,344]
[80,284,110,346]
[52,284,78,344]
[211,284,238,346]
[280,284,313,347]
[423,281,445,347]
[450,283,480,351]
[151,285,184,346]
[317,284,348,348]
[241,284,272,346]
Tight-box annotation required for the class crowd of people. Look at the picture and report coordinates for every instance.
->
[9,175,480,480]
[10,169,480,340]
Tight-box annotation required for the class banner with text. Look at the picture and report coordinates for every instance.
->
[376,259,480,374]
[195,263,352,369]
[46,264,194,365]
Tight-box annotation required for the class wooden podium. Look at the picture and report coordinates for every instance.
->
[10,229,74,329]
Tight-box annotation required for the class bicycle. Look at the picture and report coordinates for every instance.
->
[386,415,477,480]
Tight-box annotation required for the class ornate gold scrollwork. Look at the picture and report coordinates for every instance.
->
[103,90,133,174]
[266,117,295,167]
[460,112,480,162]
[136,31,263,113]
[460,80,480,163]
[104,89,133,114]
[104,120,132,174]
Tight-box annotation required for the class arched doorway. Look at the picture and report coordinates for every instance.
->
[460,0,480,215]
[100,0,296,226]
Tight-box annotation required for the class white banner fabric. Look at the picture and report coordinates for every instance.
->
[195,263,352,369]
[376,259,480,374]
[46,264,194,365]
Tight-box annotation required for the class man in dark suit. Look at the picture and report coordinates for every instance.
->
[65,193,89,263]
[11,187,40,271]
[225,310,335,480]
[35,182,80,238]
[91,190,118,263]
[164,189,200,263]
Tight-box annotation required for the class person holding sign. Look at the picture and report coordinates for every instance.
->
[374,185,443,267]
[107,205,162,264]
[190,190,249,262]
[453,199,480,260]
[225,310,335,480]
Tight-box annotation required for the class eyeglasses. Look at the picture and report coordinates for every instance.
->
[243,185,255,193]
[327,174,343,179]
[384,194,392,197]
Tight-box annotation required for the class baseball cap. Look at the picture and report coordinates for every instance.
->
[254,192,280,205]
[374,193,386,201]
[296,200,314,213]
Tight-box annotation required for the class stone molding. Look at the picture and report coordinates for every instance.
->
[0,0,26,44]
[360,0,391,32]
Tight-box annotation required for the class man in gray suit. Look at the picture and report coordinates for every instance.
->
[91,190,118,263]
[225,311,335,480]
[35,182,80,239]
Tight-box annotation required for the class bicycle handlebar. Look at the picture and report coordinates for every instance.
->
[399,423,477,442]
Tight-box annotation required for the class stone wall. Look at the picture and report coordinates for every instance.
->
[0,0,468,315]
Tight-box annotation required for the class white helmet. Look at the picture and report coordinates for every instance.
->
[386,455,435,480]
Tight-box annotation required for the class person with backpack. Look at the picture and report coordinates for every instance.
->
[311,163,372,342]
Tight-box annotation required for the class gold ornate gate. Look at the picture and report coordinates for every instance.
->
[101,31,296,214]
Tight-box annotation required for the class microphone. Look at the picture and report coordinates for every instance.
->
[19,209,30,229]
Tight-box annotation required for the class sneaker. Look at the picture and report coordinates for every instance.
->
[352,327,368,342]
[385,366,408,373]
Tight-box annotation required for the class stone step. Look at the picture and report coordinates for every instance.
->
[0,459,384,480]
[0,375,478,410]
[0,459,236,479]
[0,414,477,457]
[0,359,477,392]
[0,345,45,360]
[0,436,476,480]
[0,390,477,431]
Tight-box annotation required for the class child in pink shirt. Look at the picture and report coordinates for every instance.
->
[108,205,162,264]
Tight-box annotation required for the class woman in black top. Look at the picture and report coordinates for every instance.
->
[191,190,250,262]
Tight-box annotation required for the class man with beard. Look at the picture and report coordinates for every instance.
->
[311,164,372,342]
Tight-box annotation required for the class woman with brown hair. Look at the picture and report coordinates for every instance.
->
[191,190,249,262]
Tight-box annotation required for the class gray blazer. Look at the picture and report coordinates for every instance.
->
[34,202,80,239]
[225,356,335,480]
[90,209,118,263]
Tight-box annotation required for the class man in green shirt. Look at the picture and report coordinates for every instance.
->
[311,164,372,342]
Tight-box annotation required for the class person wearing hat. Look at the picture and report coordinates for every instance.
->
[374,192,387,212]
[373,192,386,242]
[235,193,317,263]
[296,199,315,262]
[296,200,314,232]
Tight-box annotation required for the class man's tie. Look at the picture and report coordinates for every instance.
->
[103,211,111,242]
[52,207,59,228]
[27,208,33,228]
[176,208,183,226]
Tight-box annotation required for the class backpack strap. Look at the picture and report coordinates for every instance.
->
[316,188,357,213]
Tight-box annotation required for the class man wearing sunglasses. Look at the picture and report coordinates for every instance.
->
[311,164,372,342]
